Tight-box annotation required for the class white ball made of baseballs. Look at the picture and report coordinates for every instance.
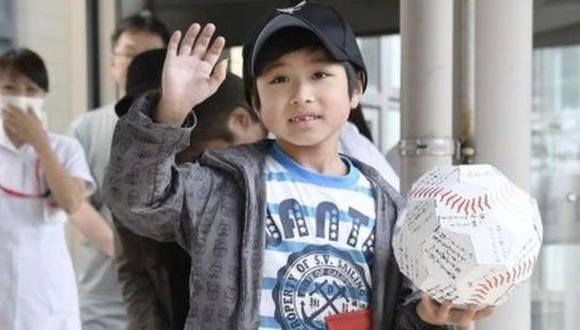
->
[393,165,543,306]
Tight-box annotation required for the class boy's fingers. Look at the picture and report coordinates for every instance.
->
[179,23,201,56]
[420,294,436,316]
[434,299,452,321]
[473,306,495,320]
[191,23,216,57]
[448,307,476,327]
[209,59,228,91]
[203,36,226,66]
[167,31,182,56]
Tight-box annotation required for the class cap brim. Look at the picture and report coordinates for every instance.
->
[250,15,349,76]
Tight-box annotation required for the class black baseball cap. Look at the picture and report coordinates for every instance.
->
[115,48,166,117]
[243,0,367,103]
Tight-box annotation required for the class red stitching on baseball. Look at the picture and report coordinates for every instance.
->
[444,192,455,205]
[477,196,484,212]
[462,199,471,215]
[468,297,482,305]
[445,193,460,207]
[475,288,488,295]
[434,187,445,198]
[426,186,437,197]
[470,198,478,213]
[472,293,485,301]
[415,186,425,197]
[415,186,427,198]
[451,196,463,211]
[439,190,453,202]
[456,199,467,214]
[486,279,493,289]
[427,186,439,198]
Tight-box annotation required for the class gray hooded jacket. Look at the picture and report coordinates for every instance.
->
[103,95,447,330]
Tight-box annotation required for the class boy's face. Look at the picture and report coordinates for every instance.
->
[255,48,362,151]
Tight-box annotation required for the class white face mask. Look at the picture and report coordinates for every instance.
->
[0,95,48,127]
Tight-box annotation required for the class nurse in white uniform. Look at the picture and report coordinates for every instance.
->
[0,48,95,330]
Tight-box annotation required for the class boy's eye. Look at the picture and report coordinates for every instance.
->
[312,72,331,80]
[269,76,289,84]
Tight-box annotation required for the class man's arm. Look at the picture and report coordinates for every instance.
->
[69,113,119,257]
[69,201,115,257]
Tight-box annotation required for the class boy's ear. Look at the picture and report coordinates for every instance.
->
[350,72,364,109]
[228,107,252,132]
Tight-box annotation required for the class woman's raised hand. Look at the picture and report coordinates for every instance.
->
[156,23,227,126]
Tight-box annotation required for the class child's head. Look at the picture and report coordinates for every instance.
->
[0,48,49,98]
[243,1,367,105]
[242,1,367,149]
[185,72,267,157]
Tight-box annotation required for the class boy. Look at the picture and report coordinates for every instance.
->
[104,2,492,329]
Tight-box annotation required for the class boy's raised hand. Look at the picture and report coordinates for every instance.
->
[156,23,227,126]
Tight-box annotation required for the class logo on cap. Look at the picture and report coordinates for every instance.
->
[277,0,306,14]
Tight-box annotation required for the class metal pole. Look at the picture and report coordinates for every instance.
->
[473,0,533,329]
[453,0,475,165]
[400,0,455,194]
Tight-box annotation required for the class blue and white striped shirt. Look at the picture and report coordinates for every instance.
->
[259,143,377,330]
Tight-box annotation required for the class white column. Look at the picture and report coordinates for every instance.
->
[400,0,454,193]
[473,0,533,329]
